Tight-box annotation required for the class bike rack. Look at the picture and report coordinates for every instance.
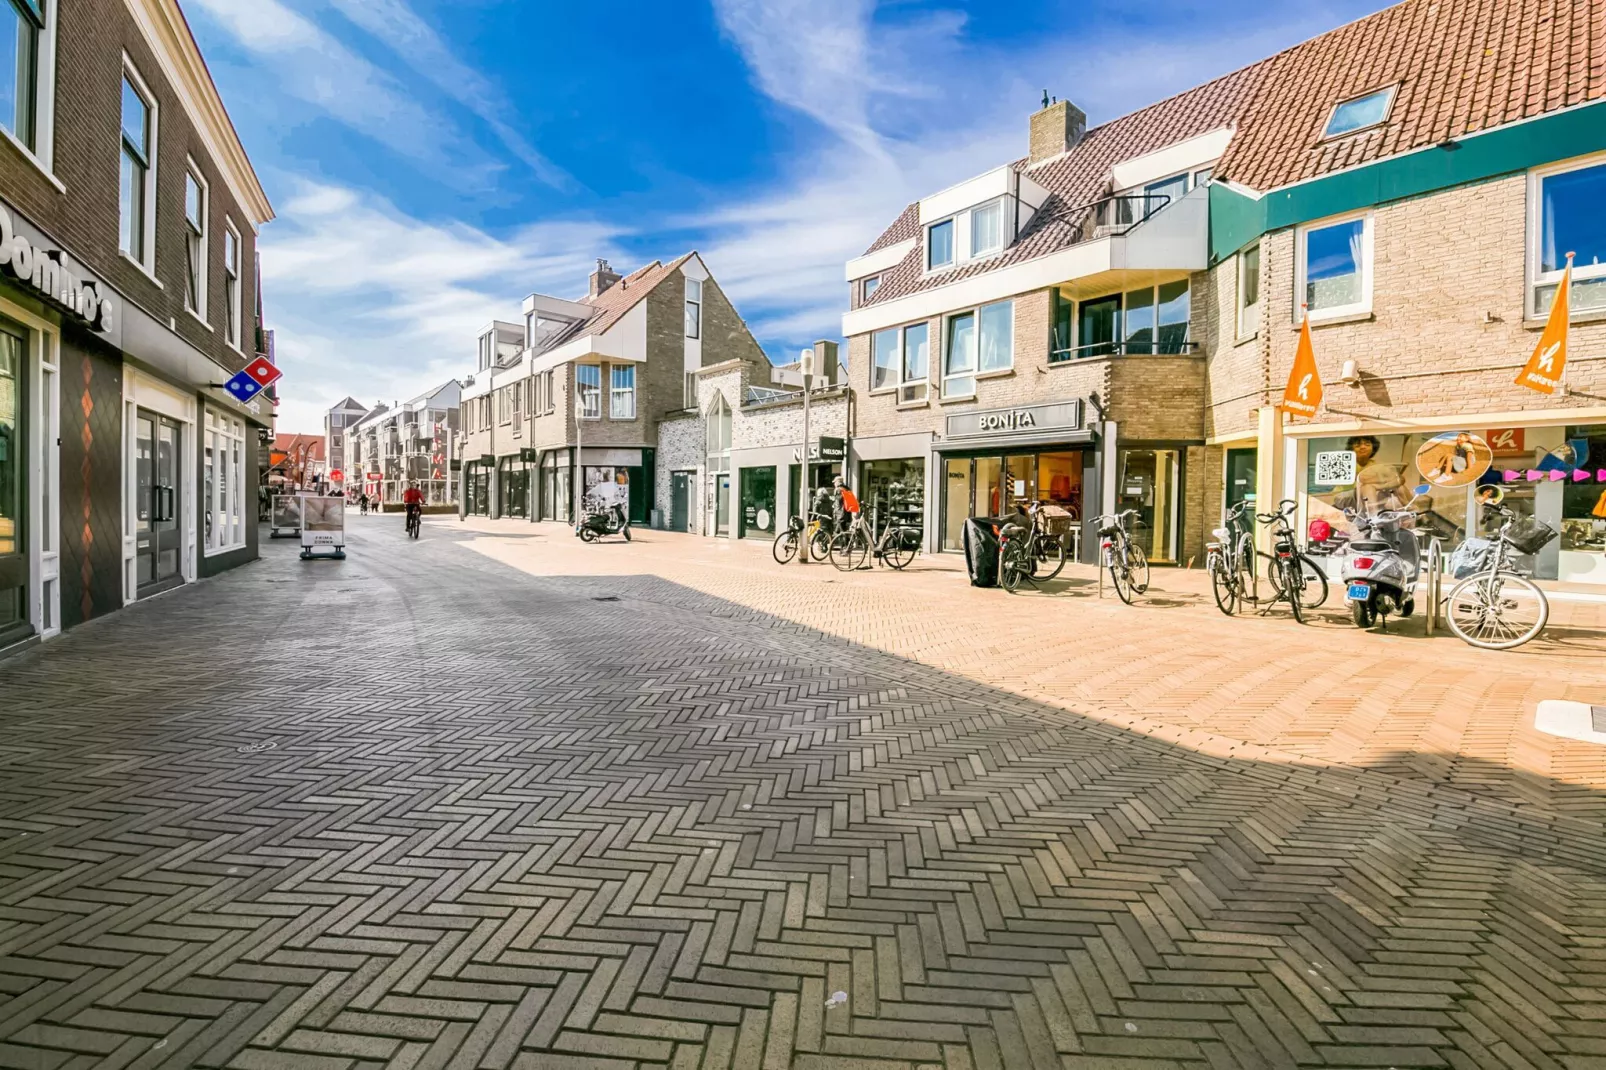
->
[1424,539,1443,636]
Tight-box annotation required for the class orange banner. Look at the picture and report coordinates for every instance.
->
[1516,254,1570,394]
[1281,313,1322,419]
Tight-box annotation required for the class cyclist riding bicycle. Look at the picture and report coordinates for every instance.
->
[402,482,424,529]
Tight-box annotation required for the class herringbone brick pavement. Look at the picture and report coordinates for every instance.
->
[2,519,1605,1070]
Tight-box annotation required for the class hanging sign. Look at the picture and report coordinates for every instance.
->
[1280,312,1322,419]
[1516,252,1570,394]
[1415,431,1493,488]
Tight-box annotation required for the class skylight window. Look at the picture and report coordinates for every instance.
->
[1324,86,1395,138]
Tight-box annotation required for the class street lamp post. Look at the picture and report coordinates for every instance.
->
[798,347,815,565]
[573,393,586,533]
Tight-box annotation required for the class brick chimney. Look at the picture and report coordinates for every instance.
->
[1029,98,1086,165]
[589,258,622,298]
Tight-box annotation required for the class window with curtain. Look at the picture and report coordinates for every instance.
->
[577,365,601,418]
[1301,215,1369,317]
[901,322,929,403]
[944,313,975,397]
[1,0,43,150]
[1535,159,1606,316]
[184,171,206,316]
[610,365,635,419]
[971,200,1003,256]
[977,301,1012,372]
[871,327,898,390]
[119,74,152,264]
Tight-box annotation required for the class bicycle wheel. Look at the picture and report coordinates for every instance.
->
[772,529,798,564]
[1128,544,1149,595]
[808,529,831,563]
[1038,535,1068,581]
[1297,556,1328,609]
[1001,551,1023,593]
[1446,571,1549,650]
[831,529,868,571]
[1209,554,1237,616]
[1283,559,1305,623]
[884,529,917,570]
[1109,546,1137,604]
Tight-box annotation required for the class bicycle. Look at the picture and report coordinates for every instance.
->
[1255,499,1327,623]
[1444,504,1556,650]
[772,509,832,564]
[998,502,1071,594]
[405,504,422,539]
[830,490,921,572]
[1094,509,1149,604]
[1206,499,1255,616]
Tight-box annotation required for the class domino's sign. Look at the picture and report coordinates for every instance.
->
[0,201,118,336]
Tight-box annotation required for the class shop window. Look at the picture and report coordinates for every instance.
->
[1237,245,1260,338]
[861,459,925,528]
[203,410,246,554]
[1297,213,1372,320]
[610,365,635,419]
[871,327,898,391]
[576,365,601,418]
[1530,157,1606,318]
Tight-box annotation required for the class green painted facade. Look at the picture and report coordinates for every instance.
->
[1209,100,1606,262]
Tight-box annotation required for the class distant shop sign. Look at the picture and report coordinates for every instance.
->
[947,400,1083,440]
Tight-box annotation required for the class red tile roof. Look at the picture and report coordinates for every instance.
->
[1218,0,1606,191]
[538,254,696,354]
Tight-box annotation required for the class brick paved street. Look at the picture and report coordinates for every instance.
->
[3,517,1606,1070]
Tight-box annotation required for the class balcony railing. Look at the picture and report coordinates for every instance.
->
[1048,338,1198,364]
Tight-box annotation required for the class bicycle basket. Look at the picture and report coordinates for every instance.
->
[1504,515,1558,556]
[1039,504,1075,536]
[1448,537,1492,580]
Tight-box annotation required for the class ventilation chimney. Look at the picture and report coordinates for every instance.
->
[589,258,622,298]
[1029,98,1086,165]
[810,339,840,386]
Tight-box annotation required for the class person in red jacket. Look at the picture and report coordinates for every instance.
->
[402,482,425,532]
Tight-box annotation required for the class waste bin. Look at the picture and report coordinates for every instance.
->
[962,516,1005,587]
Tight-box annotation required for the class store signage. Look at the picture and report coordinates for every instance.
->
[1485,428,1525,455]
[947,400,1082,439]
[817,436,845,461]
[519,447,539,462]
[0,201,118,335]
[479,454,495,466]
[366,471,382,481]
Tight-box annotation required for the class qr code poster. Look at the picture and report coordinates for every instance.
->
[1314,450,1357,485]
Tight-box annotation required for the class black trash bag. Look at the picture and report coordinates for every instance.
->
[962,517,1004,587]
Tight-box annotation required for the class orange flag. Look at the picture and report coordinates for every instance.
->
[1516,252,1571,394]
[1281,311,1322,419]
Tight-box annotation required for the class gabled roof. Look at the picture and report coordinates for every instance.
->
[1216,0,1606,191]
[857,63,1265,310]
[535,254,697,356]
[328,396,367,414]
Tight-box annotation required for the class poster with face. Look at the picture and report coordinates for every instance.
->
[1415,431,1493,488]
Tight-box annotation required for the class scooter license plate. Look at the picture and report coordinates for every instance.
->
[1346,582,1371,602]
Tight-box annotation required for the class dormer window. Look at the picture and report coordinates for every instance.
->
[862,275,880,301]
[1324,86,1395,138]
[971,200,1003,257]
[927,219,955,270]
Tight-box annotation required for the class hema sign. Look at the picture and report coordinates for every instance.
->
[947,400,1083,439]
[0,201,119,337]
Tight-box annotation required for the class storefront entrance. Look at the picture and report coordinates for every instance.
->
[498,457,529,518]
[941,450,1084,551]
[464,463,491,516]
[135,410,184,594]
[714,474,731,536]
[788,462,840,523]
[1117,449,1180,564]
[859,458,924,530]
[739,466,776,538]
[1225,447,1256,514]
[670,471,692,532]
[540,450,571,522]
[0,321,27,645]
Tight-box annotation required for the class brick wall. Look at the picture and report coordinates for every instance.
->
[0,0,260,378]
[654,413,702,534]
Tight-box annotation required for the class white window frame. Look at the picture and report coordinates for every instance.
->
[610,365,636,420]
[869,326,899,393]
[1322,85,1396,140]
[1294,210,1373,324]
[497,386,512,425]
[941,299,1014,399]
[223,220,242,351]
[119,58,158,275]
[927,217,955,271]
[685,278,702,339]
[861,275,880,302]
[869,321,931,402]
[182,162,209,323]
[0,0,58,181]
[577,364,601,419]
[1236,245,1261,341]
[202,408,246,555]
[1526,151,1606,320]
[969,199,1005,259]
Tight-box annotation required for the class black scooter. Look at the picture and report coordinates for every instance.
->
[577,504,631,542]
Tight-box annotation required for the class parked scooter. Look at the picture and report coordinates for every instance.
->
[1340,487,1430,629]
[577,503,631,542]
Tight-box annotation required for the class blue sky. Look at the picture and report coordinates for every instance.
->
[185,0,1391,434]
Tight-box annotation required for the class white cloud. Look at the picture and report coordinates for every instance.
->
[261,180,627,432]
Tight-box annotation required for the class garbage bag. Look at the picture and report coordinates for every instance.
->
[962,517,1003,587]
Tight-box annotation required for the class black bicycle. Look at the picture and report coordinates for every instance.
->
[405,504,422,539]
[1255,499,1327,622]
[998,501,1071,593]
[772,509,832,564]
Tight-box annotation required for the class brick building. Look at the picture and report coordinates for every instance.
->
[456,256,769,528]
[842,0,1606,586]
[0,0,273,657]
[322,395,367,487]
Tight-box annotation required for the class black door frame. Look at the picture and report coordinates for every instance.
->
[0,317,30,647]
[136,408,185,597]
